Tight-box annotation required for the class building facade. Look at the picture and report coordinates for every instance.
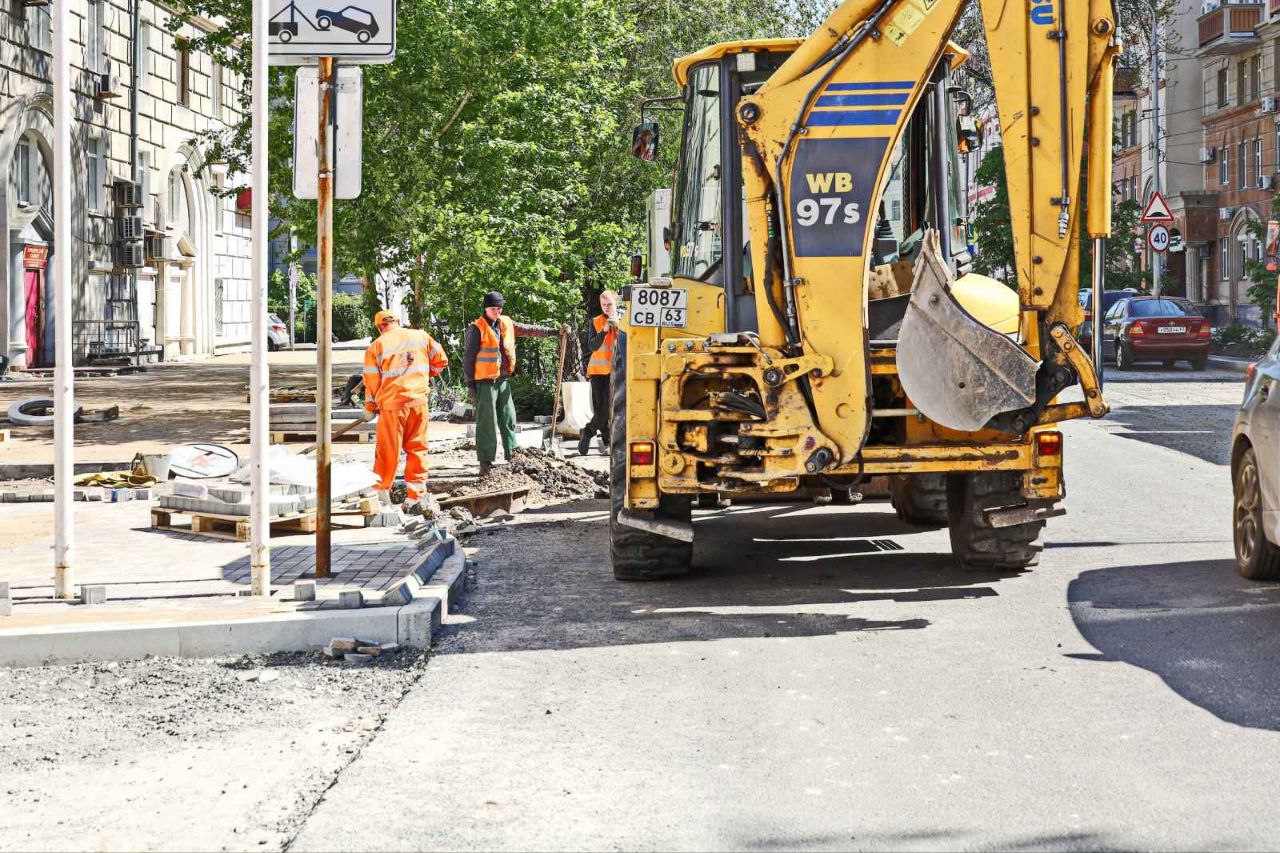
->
[0,1,251,370]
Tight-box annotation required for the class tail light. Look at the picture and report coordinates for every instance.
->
[271,324,285,331]
[1036,431,1063,457]
[1198,322,1211,338]
[1127,321,1146,337]
[630,442,655,466]
[1083,309,1093,323]
[1247,362,1259,385]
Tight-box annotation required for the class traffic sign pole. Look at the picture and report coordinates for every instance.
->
[316,55,335,580]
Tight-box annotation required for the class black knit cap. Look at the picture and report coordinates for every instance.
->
[483,291,505,309]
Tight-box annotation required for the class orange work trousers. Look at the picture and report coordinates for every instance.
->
[373,404,429,500]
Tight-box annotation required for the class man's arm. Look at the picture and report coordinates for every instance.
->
[426,336,449,377]
[462,326,479,389]
[362,342,383,413]
[511,320,558,339]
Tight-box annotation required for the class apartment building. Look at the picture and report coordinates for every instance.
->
[1193,0,1280,325]
[0,1,251,370]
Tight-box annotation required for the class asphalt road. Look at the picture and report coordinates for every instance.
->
[288,365,1280,852]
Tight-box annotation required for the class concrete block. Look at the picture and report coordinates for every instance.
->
[80,585,107,606]
[381,576,420,607]
[294,580,317,602]
[74,490,87,502]
[397,596,442,649]
[110,488,134,503]
[329,637,359,651]
[132,488,153,501]
[338,590,363,609]
[0,599,11,617]
[0,581,9,600]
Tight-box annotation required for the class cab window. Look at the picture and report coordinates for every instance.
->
[673,64,723,279]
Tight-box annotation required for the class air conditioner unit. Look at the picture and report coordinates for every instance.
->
[22,0,50,6]
[1261,175,1276,190]
[94,72,122,100]
[1199,146,1217,164]
[145,234,177,263]
[1220,206,1237,220]
[113,180,143,209]
[115,242,144,269]
[115,213,144,241]
[1261,96,1278,114]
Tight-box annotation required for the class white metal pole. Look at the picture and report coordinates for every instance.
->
[52,0,75,598]
[1150,5,1163,297]
[249,0,271,596]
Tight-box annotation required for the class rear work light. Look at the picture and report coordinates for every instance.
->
[1036,431,1063,457]
[630,442,655,466]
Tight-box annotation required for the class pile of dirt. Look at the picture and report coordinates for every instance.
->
[451,448,608,503]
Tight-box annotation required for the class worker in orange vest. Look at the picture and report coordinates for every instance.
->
[463,291,565,475]
[578,289,620,456]
[363,310,448,508]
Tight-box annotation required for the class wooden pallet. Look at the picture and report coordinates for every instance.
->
[151,496,381,541]
[0,429,10,446]
[269,430,376,445]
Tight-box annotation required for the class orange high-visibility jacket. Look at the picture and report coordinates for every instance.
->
[587,314,618,376]
[363,327,448,412]
[472,315,516,380]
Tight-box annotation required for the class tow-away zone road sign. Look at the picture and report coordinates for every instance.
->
[269,0,396,65]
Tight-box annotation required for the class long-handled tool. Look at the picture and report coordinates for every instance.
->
[299,410,374,456]
[544,329,568,458]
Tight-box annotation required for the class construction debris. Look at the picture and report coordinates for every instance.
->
[450,448,608,503]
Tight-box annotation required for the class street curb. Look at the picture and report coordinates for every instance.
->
[1208,355,1252,374]
[0,535,466,668]
[0,460,134,480]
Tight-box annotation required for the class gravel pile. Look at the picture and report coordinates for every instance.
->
[452,448,608,502]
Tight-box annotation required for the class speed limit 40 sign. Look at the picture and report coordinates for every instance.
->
[1148,224,1170,253]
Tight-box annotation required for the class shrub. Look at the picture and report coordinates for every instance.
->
[508,374,555,421]
[1212,323,1276,359]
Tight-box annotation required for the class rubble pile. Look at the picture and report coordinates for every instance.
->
[453,448,608,502]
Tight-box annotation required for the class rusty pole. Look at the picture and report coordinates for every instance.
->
[316,56,335,579]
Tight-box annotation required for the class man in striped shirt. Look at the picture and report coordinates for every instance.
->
[363,310,448,507]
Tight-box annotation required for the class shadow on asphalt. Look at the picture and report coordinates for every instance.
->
[442,500,1024,654]
[1068,558,1280,731]
[1101,403,1238,465]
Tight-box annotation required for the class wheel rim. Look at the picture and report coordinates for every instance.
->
[1236,460,1263,565]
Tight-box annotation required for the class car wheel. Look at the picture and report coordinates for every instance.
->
[278,30,293,43]
[316,15,332,29]
[357,29,371,43]
[1191,355,1208,371]
[1234,447,1280,580]
[1115,343,1133,371]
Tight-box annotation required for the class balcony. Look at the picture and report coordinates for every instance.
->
[1198,2,1264,55]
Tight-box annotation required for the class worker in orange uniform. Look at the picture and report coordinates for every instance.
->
[362,310,448,508]
[578,289,620,456]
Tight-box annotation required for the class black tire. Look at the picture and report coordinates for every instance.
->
[1191,355,1208,371]
[1115,343,1134,371]
[315,15,332,29]
[357,29,372,43]
[1162,359,1176,369]
[278,29,293,43]
[1234,446,1280,580]
[889,473,948,525]
[946,472,1044,571]
[609,332,693,580]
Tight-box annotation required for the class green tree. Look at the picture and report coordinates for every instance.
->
[1242,202,1279,321]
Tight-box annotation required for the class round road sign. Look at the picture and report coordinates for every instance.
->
[1148,224,1171,253]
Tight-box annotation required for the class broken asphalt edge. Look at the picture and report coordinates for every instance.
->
[0,543,468,669]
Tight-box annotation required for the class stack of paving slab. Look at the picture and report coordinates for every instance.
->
[158,464,376,517]
[269,404,376,438]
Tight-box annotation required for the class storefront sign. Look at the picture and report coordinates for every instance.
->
[22,245,48,270]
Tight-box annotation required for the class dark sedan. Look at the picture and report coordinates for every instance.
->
[1102,296,1211,370]
[1232,335,1280,579]
[315,6,380,42]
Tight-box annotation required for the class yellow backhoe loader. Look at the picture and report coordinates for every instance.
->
[613,0,1118,579]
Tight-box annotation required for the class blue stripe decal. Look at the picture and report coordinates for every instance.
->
[815,93,910,107]
[807,109,902,127]
[825,81,915,91]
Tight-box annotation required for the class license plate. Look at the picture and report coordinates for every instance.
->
[1157,326,1186,334]
[629,287,688,328]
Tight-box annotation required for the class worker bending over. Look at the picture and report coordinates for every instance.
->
[463,290,564,476]
[363,310,448,507]
[578,290,620,456]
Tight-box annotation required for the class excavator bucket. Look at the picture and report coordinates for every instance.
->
[895,232,1038,432]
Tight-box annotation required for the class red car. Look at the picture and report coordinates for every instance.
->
[1101,296,1212,370]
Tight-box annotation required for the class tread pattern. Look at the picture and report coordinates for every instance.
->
[609,333,693,580]
[889,474,948,525]
[947,472,1045,571]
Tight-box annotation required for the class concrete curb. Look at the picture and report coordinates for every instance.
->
[0,534,467,668]
[1208,355,1253,374]
[0,460,134,480]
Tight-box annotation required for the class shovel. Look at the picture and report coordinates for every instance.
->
[544,329,568,458]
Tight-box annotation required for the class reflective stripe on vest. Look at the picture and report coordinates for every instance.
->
[473,316,516,380]
[587,314,615,377]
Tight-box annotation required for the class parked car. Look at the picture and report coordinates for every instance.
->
[1077,288,1139,351]
[1101,296,1211,370]
[1232,334,1280,579]
[267,313,289,351]
[315,6,380,42]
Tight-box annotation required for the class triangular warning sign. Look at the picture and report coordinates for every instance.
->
[1141,191,1174,223]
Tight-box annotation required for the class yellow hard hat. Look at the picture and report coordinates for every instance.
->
[374,310,399,327]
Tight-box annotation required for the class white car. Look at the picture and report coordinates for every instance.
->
[267,313,289,351]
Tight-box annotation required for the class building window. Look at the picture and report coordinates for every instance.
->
[177,39,191,108]
[1222,237,1231,280]
[212,62,223,116]
[86,0,105,74]
[140,22,152,78]
[1274,39,1280,91]
[212,174,224,233]
[1221,147,1230,186]
[1251,54,1262,102]
[15,138,31,206]
[86,137,105,212]
[138,150,152,224]
[1239,142,1247,189]
[1255,138,1264,186]
[1238,62,1247,106]
[1218,67,1229,108]
[26,4,51,53]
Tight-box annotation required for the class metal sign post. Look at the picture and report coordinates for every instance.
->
[249,0,272,596]
[316,56,335,578]
[52,0,74,598]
